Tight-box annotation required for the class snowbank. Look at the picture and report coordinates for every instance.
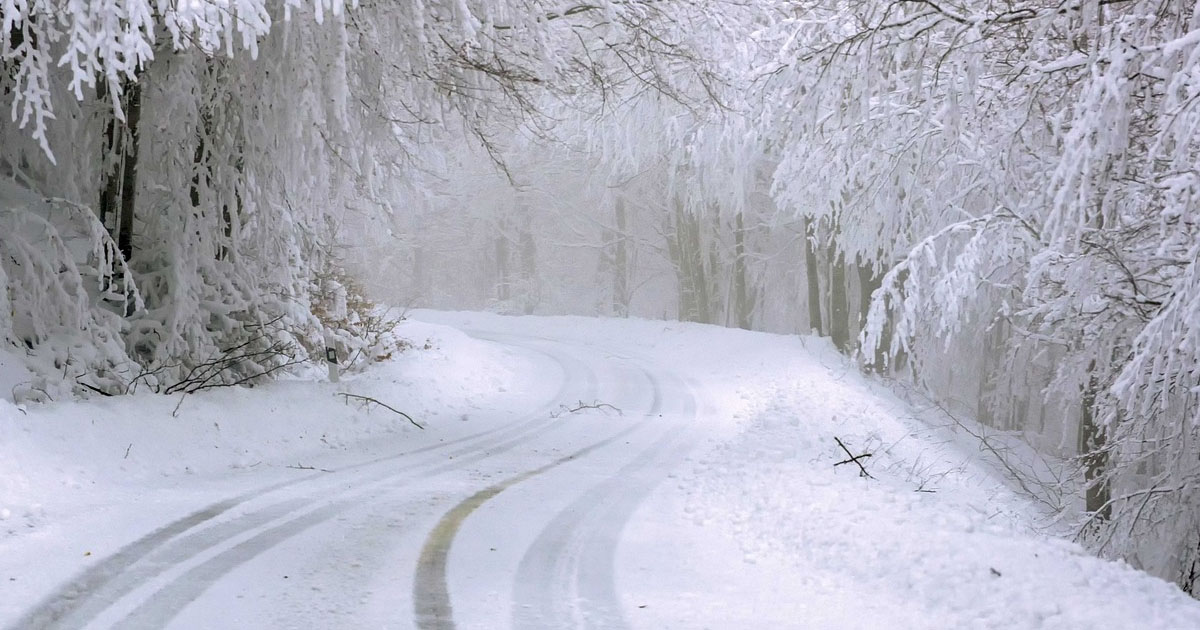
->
[0,318,539,539]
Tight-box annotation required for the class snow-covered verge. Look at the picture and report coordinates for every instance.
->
[661,385,1200,629]
[420,312,1200,629]
[0,318,547,619]
[0,319,541,529]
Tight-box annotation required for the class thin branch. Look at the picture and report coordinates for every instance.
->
[834,436,875,479]
[551,400,624,418]
[336,392,425,429]
[286,464,334,473]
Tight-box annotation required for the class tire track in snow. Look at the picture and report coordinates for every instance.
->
[8,336,594,630]
[412,426,650,630]
[511,370,698,630]
[112,389,612,630]
[412,363,665,630]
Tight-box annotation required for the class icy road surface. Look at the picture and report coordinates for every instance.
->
[3,312,1200,629]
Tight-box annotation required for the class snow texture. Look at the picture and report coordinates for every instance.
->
[2,313,1198,628]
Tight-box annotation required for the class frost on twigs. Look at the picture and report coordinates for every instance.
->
[310,263,412,372]
[144,316,309,416]
[0,186,137,401]
[160,316,306,397]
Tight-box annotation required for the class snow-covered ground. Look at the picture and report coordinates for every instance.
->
[2,312,1198,629]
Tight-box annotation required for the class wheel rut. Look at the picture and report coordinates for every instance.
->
[413,357,700,630]
[9,338,593,630]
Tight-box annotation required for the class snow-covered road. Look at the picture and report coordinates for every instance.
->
[4,324,705,629]
[4,312,1200,629]
[411,333,700,630]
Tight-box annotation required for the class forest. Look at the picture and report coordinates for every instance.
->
[2,0,1200,600]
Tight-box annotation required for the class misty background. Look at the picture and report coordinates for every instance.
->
[2,0,1199,597]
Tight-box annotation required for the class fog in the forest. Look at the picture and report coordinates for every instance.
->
[3,0,1200,598]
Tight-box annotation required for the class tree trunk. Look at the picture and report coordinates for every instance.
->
[803,217,821,334]
[219,198,235,261]
[116,78,141,267]
[733,211,752,329]
[703,212,719,325]
[678,204,698,321]
[495,217,510,302]
[1079,366,1111,520]
[518,205,536,315]
[110,77,143,317]
[857,261,884,367]
[669,198,709,323]
[815,218,833,337]
[665,209,684,319]
[220,150,242,263]
[97,79,122,234]
[189,135,206,209]
[612,195,628,316]
[829,250,849,352]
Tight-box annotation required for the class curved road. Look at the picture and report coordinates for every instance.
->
[9,326,701,630]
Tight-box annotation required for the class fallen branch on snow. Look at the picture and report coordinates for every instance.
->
[286,464,333,473]
[834,436,874,479]
[551,400,623,418]
[336,392,425,429]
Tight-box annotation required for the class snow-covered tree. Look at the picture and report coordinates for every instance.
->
[0,0,725,396]
[753,0,1200,593]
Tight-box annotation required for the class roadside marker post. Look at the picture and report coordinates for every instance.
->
[324,330,340,383]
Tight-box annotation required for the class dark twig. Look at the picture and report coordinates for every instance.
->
[336,392,425,429]
[551,400,623,418]
[286,464,333,473]
[77,381,114,397]
[835,452,873,466]
[163,316,304,397]
[834,436,874,479]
